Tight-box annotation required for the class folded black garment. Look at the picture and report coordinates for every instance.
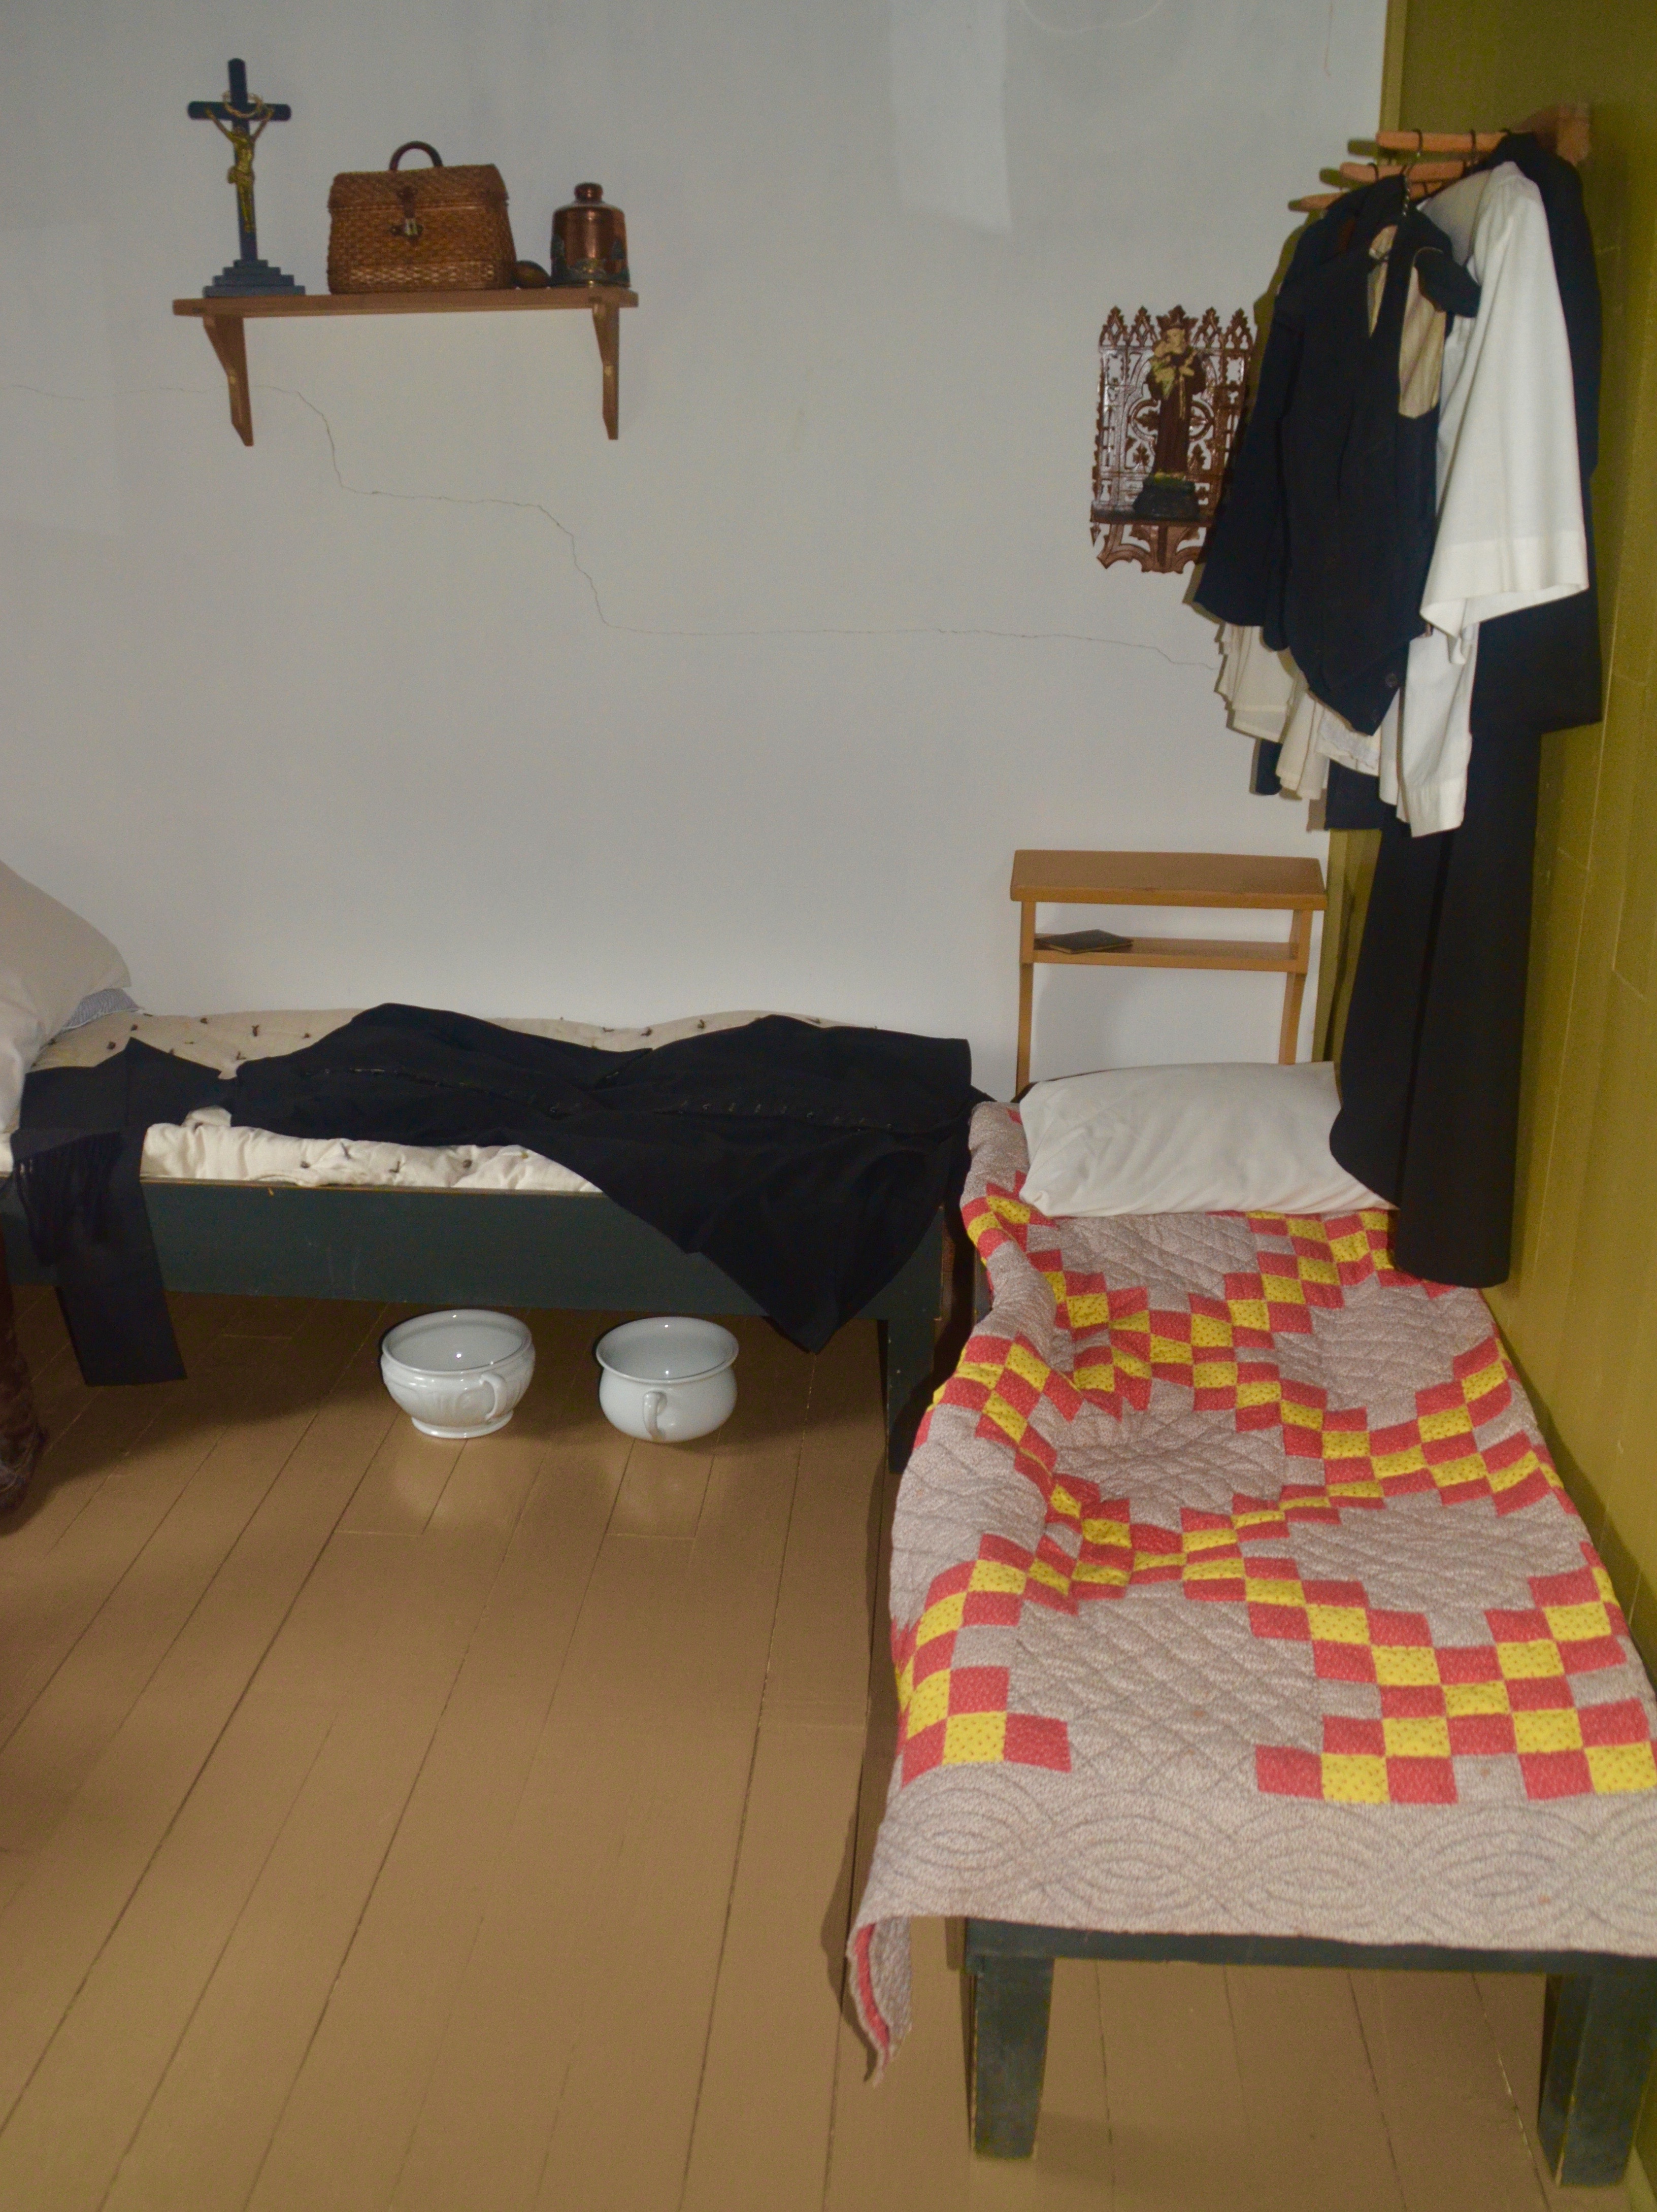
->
[14,1038,235,1385]
[14,1008,981,1376]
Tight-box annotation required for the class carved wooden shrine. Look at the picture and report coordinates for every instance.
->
[1090,305,1253,576]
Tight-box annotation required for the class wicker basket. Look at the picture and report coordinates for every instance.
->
[327,143,516,294]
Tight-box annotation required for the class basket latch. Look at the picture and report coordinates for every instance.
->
[387,142,442,242]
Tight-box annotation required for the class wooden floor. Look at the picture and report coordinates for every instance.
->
[0,1287,1642,2212]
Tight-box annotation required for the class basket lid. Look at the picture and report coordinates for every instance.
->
[328,163,508,211]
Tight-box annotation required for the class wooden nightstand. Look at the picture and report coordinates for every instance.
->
[1011,849,1328,1091]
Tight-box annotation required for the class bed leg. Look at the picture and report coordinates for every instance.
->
[970,1953,1053,2157]
[882,1314,934,1472]
[1538,1964,1657,2186]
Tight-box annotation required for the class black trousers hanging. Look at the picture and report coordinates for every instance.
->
[1330,710,1541,1285]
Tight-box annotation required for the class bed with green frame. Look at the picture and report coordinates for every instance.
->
[0,1178,948,1468]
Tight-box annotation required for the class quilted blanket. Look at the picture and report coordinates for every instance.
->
[850,1104,1657,2066]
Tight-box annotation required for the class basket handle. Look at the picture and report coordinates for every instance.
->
[389,142,443,170]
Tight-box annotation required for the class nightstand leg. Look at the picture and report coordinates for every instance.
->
[1015,903,1036,1094]
[1279,909,1313,1063]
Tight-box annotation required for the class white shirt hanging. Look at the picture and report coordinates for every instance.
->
[1393,164,1587,833]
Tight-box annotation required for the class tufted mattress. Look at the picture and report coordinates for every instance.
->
[849,1102,1657,2068]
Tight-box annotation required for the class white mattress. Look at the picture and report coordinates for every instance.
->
[2,1007,801,1195]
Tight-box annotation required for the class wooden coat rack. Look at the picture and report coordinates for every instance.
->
[1290,102,1589,214]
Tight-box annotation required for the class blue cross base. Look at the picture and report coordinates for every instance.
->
[204,256,304,298]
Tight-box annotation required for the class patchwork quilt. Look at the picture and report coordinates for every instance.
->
[850,1104,1657,2067]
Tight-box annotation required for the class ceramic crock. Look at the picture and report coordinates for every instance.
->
[594,1317,738,1443]
[381,1310,535,1438]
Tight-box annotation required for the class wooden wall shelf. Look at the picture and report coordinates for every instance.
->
[172,285,639,446]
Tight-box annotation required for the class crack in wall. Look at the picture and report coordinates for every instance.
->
[0,376,1217,669]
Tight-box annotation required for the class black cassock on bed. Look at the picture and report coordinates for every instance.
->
[12,1006,979,1385]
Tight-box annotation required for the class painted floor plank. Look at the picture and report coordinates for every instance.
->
[98,1446,545,2212]
[391,1325,812,2212]
[245,1318,632,2212]
[1347,1969,1548,2212]
[0,1302,376,1855]
[0,1315,398,2138]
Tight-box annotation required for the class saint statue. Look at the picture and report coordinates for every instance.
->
[1132,314,1206,521]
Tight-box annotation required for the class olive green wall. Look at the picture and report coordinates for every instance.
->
[1386,4,1657,1631]
[1386,0,1657,2185]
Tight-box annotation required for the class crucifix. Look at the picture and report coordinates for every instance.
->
[188,57,303,297]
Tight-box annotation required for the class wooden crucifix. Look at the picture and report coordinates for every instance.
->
[188,57,303,297]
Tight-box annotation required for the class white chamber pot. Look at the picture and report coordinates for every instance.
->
[380,1310,536,1438]
[595,1317,739,1444]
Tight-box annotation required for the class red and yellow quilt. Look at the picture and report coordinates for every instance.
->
[850,1104,1657,2067]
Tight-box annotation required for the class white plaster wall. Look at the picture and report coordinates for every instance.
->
[0,0,1384,1098]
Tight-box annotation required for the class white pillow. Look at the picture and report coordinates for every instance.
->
[1018,1061,1386,1219]
[0,860,129,1134]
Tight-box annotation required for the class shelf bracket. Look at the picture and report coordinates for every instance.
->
[201,314,254,446]
[590,294,620,440]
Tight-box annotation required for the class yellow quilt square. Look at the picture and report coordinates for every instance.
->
[1322,1431,1372,1460]
[1374,1646,1442,1688]
[983,1394,1030,1440]
[918,1593,966,1644]
[1383,1716,1451,1758]
[1245,1579,1304,1607]
[1322,1753,1389,1803]
[968,1558,1028,1596]
[1543,1601,1612,1645]
[1512,1708,1583,1754]
[1415,1406,1469,1442]
[1498,1639,1565,1681]
[1444,1680,1509,1717]
[1081,1517,1130,1547]
[908,1671,952,1734]
[1586,1743,1657,1795]
[1306,1604,1370,1645]
[1006,1341,1051,1388]
[942,1712,1008,1765]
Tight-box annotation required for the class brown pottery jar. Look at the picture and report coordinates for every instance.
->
[550,183,630,287]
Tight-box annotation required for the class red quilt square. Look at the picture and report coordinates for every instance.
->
[1368,1610,1433,1648]
[1381,1685,1446,1718]
[1448,1713,1516,1757]
[1520,1749,1594,1800]
[1488,1607,1549,1643]
[901,1721,946,1782]
[1004,1713,1071,1770]
[1387,1756,1457,1804]
[1532,1566,1600,1607]
[1508,1675,1574,1711]
[1323,1716,1385,1756]
[912,1633,957,1683]
[1187,1577,1246,1603]
[1578,1699,1651,1747]
[947,1665,1011,1715]
[1303,1579,1368,1607]
[962,1590,1022,1629]
[1314,1641,1376,1683]
[1248,1603,1310,1642]
[1255,1746,1323,1798]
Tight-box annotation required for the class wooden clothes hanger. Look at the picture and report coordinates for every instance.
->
[1290,101,1589,214]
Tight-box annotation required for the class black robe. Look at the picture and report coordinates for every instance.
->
[1330,136,1602,1284]
[11,1008,980,1382]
